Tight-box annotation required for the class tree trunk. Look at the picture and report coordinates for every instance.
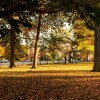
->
[93,27,100,72]
[68,52,71,63]
[64,56,67,64]
[86,54,88,62]
[9,29,16,68]
[31,14,42,68]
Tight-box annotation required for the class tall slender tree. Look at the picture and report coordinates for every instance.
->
[31,13,42,68]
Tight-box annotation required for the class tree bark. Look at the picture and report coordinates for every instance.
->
[68,51,71,63]
[93,27,100,72]
[31,13,42,68]
[86,54,88,62]
[64,56,67,64]
[9,29,16,68]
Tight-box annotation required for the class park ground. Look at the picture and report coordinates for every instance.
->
[0,62,100,100]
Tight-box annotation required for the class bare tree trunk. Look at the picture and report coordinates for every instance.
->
[31,14,42,68]
[9,29,16,68]
[68,52,71,63]
[64,56,67,64]
[93,27,100,72]
[86,54,88,62]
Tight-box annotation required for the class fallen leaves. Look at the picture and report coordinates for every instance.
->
[0,71,100,100]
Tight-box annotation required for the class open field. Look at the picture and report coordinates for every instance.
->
[0,62,100,100]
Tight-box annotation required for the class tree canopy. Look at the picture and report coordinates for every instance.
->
[0,0,100,69]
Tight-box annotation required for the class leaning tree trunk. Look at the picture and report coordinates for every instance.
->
[93,27,100,72]
[9,29,16,68]
[31,14,42,69]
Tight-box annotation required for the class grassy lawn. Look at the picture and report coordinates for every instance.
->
[0,62,93,72]
[0,62,100,100]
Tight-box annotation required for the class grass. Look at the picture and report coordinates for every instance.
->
[0,62,93,72]
[0,62,100,100]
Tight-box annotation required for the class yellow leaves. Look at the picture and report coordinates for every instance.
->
[74,20,94,54]
[0,46,4,56]
[77,40,94,52]
[86,45,94,51]
[13,16,19,20]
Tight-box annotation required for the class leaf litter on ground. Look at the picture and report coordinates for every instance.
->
[0,63,100,100]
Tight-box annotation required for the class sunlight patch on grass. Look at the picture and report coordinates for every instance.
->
[0,63,99,78]
[0,63,93,72]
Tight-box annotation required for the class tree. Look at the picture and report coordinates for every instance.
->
[39,24,73,63]
[73,0,100,71]
[0,0,36,68]
[30,0,71,68]
[0,0,100,70]
[4,44,28,60]
[76,1,100,71]
[73,20,94,61]
[31,13,42,68]
[0,1,34,68]
[30,0,100,68]
[87,1,100,71]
